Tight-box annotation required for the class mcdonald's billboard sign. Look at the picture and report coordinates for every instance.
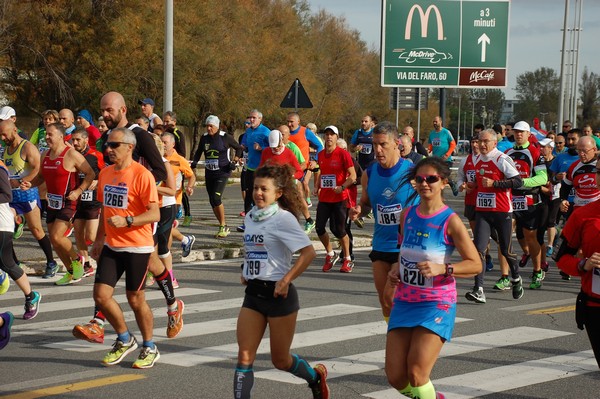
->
[381,0,510,88]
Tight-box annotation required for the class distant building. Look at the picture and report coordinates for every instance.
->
[500,99,518,123]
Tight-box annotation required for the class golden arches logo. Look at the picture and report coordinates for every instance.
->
[404,4,444,40]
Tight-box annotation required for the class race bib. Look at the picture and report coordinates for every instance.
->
[593,268,600,295]
[320,174,336,189]
[103,185,128,209]
[466,170,476,183]
[81,190,94,202]
[431,138,441,147]
[205,159,219,171]
[512,196,527,211]
[377,203,402,225]
[399,256,432,288]
[243,251,268,279]
[360,144,372,154]
[477,192,496,209]
[47,193,63,210]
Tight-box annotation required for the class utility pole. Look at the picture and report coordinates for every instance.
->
[163,0,173,112]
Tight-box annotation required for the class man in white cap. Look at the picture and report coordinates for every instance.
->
[0,106,27,145]
[506,121,548,290]
[138,98,162,133]
[313,125,356,273]
[191,115,242,238]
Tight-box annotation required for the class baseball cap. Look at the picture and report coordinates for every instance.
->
[513,121,530,132]
[205,115,220,127]
[268,130,283,148]
[0,106,16,120]
[138,98,155,106]
[323,125,339,135]
[539,138,555,148]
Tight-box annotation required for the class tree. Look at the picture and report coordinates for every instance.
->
[514,67,559,122]
[579,67,600,126]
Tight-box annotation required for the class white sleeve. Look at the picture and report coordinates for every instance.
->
[498,155,520,179]
[277,211,312,253]
[456,157,468,186]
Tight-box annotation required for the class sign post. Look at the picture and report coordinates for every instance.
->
[280,78,313,111]
[381,0,510,88]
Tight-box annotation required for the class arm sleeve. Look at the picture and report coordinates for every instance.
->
[445,140,456,158]
[136,130,167,182]
[559,180,573,200]
[225,134,243,158]
[493,175,523,189]
[522,168,548,188]
[305,129,324,153]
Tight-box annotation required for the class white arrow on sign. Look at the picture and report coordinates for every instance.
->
[478,33,491,63]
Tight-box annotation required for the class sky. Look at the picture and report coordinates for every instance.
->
[306,0,600,99]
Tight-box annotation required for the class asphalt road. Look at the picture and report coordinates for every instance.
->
[2,180,600,398]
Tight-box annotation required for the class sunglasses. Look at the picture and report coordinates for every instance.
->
[106,141,131,149]
[414,174,442,184]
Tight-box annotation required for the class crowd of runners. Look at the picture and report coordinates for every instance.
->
[0,96,599,398]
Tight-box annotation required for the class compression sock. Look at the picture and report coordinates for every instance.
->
[234,363,254,399]
[411,380,436,399]
[398,383,414,398]
[287,353,317,384]
[155,268,176,306]
[38,236,54,263]
[306,217,314,224]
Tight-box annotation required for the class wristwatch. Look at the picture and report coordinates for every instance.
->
[444,263,454,277]
[126,216,134,228]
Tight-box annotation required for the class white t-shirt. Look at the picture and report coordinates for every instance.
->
[242,208,312,281]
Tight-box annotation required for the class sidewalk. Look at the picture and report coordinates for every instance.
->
[15,181,374,275]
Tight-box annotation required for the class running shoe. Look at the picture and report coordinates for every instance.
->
[309,363,329,399]
[465,287,486,304]
[166,299,184,338]
[0,312,14,350]
[436,393,447,399]
[0,270,9,295]
[176,206,183,219]
[236,224,246,232]
[485,254,494,272]
[13,215,24,239]
[519,253,530,268]
[354,217,365,229]
[559,270,571,280]
[23,291,41,320]
[529,270,545,289]
[42,260,59,279]
[72,320,105,344]
[339,259,354,273]
[512,276,524,299]
[132,345,160,369]
[306,197,313,208]
[366,210,374,219]
[181,235,196,257]
[449,180,460,197]
[541,261,549,273]
[182,216,192,227]
[546,246,553,257]
[71,256,84,280]
[82,263,95,278]
[322,252,339,272]
[493,276,511,291]
[303,220,316,235]
[55,272,81,286]
[172,277,180,289]
[215,225,231,238]
[145,272,155,287]
[63,226,74,237]
[102,336,138,366]
[239,211,246,217]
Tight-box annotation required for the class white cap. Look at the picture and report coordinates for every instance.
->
[323,125,339,135]
[513,121,530,132]
[539,138,555,148]
[268,130,282,148]
[0,106,16,120]
[205,115,220,127]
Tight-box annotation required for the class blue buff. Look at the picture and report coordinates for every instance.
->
[288,353,317,384]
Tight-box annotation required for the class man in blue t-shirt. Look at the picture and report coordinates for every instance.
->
[349,115,376,170]
[427,116,458,195]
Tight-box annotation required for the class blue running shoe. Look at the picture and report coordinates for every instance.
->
[485,255,494,272]
[0,312,14,350]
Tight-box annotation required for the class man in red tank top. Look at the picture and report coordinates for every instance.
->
[23,123,95,286]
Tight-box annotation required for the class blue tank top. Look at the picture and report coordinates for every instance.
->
[366,158,419,252]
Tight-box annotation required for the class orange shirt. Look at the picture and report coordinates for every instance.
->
[97,161,158,251]
[165,151,194,205]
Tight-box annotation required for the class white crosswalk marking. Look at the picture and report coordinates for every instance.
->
[254,325,566,384]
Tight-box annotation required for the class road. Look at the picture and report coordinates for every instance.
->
[1,181,600,398]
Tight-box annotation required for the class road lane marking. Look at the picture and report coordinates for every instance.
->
[528,305,575,315]
[255,325,570,384]
[1,374,146,399]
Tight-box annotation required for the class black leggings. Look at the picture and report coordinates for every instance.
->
[0,231,23,281]
[182,191,191,217]
[243,170,255,213]
[206,176,228,208]
[315,201,347,239]
[473,211,519,287]
[583,304,600,368]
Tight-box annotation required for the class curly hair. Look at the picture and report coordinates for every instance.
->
[254,164,304,219]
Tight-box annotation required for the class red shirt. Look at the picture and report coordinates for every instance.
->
[474,149,519,213]
[259,147,303,180]
[462,153,479,206]
[316,146,354,203]
[41,146,78,211]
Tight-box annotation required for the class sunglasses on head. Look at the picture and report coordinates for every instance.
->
[106,141,130,149]
[414,174,442,184]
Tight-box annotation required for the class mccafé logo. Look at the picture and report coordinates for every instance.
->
[405,4,444,40]
[469,70,495,83]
